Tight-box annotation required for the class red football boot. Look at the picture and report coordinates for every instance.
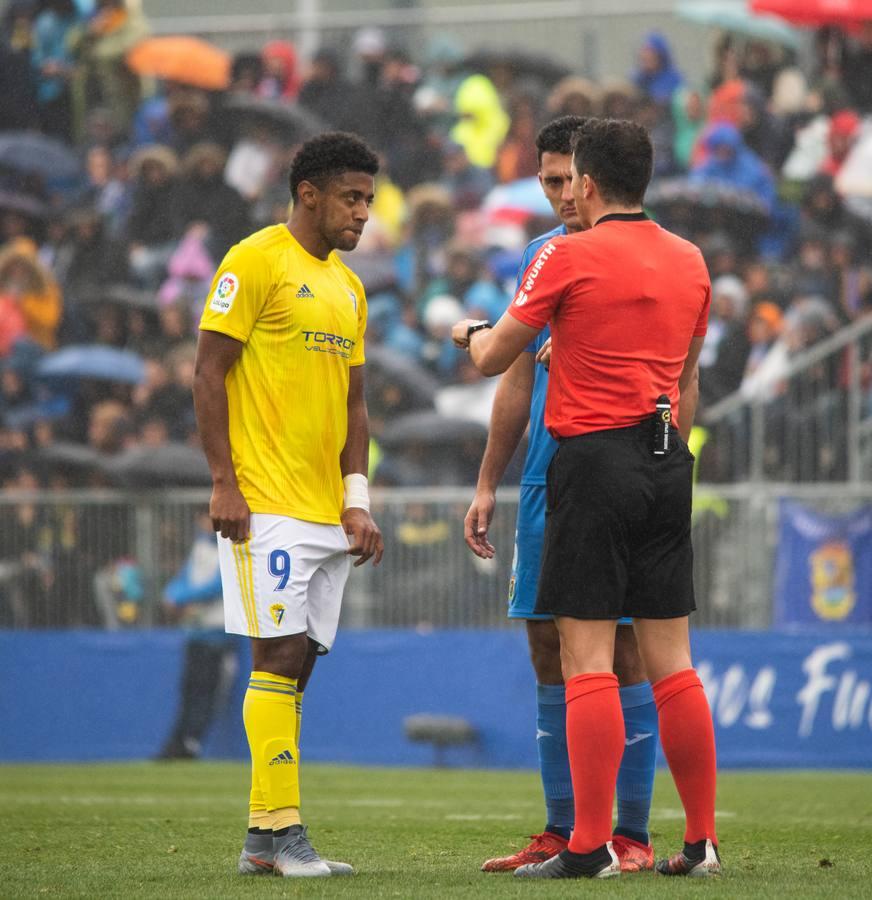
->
[611,834,655,872]
[481,832,569,872]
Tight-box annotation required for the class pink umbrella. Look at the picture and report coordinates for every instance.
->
[751,0,872,27]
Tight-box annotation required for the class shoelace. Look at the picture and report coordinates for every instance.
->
[526,833,563,853]
[277,827,321,864]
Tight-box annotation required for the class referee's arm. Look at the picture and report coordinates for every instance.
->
[677,335,705,442]
[452,314,540,377]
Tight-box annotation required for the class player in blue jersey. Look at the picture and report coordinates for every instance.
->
[464,117,659,873]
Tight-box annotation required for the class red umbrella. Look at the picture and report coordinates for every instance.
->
[750,0,872,27]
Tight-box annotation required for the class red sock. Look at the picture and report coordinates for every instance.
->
[565,672,624,854]
[652,668,718,845]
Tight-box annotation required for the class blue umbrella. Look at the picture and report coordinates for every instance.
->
[36,345,146,384]
[0,131,81,179]
[675,0,803,49]
[482,177,555,218]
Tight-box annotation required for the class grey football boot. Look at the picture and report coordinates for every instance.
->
[273,825,332,877]
[237,831,275,875]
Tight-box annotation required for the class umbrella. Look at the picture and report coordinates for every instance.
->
[676,0,803,49]
[103,443,212,487]
[0,189,48,219]
[36,345,146,384]
[222,95,325,143]
[126,36,231,91]
[365,345,440,411]
[482,177,555,219]
[0,132,80,179]
[33,442,104,478]
[380,411,488,448]
[750,0,872,26]
[644,177,771,238]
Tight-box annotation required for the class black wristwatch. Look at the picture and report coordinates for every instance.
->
[466,320,492,342]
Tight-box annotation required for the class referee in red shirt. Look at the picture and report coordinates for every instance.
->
[452,119,720,879]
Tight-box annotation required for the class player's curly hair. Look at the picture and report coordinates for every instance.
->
[571,118,652,206]
[288,132,379,200]
[535,115,590,164]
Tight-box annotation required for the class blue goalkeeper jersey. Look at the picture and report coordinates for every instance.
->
[516,224,565,486]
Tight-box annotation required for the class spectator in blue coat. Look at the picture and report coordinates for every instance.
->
[156,514,238,760]
[690,123,777,213]
[633,31,684,105]
[31,0,79,141]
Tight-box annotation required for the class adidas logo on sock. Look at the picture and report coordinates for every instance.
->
[269,750,296,766]
[295,283,315,299]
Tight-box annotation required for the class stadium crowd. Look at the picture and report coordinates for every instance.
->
[1,3,872,620]
[1,2,872,493]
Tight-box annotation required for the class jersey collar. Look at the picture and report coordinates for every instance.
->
[594,211,649,226]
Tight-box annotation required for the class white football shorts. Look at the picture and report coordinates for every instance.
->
[217,513,351,652]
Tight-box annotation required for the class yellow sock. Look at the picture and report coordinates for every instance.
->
[294,692,304,749]
[273,806,302,830]
[248,805,272,830]
[243,671,300,823]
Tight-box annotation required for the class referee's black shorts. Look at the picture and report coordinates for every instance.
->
[534,421,696,620]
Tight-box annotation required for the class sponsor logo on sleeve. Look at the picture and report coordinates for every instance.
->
[209,273,239,313]
[513,241,557,307]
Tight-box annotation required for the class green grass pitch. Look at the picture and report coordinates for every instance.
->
[0,763,870,898]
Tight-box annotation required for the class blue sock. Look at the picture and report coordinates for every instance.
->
[614,681,658,846]
[536,683,573,839]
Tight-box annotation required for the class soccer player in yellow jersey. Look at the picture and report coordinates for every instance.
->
[193,132,384,878]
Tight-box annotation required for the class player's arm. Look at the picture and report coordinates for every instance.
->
[677,335,705,443]
[452,312,541,376]
[193,330,250,542]
[464,351,534,559]
[340,365,384,567]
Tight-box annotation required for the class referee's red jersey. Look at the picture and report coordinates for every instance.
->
[508,213,710,439]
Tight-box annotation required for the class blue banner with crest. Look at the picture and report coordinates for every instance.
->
[774,500,872,629]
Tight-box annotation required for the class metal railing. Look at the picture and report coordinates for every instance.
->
[702,316,872,484]
[146,0,707,82]
[1,484,869,631]
[150,0,677,35]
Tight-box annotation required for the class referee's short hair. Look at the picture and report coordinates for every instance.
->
[535,115,590,164]
[571,118,653,206]
[289,132,379,200]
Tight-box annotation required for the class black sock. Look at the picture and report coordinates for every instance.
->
[248,827,272,835]
[683,838,716,860]
[273,827,290,838]
[557,844,613,877]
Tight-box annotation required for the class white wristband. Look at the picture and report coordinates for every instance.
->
[343,473,370,512]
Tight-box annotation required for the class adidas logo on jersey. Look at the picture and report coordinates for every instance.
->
[269,750,296,766]
[296,283,315,299]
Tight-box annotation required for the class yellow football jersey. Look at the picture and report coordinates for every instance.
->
[199,224,367,525]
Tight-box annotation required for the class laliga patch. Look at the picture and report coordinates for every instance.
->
[210,272,239,313]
